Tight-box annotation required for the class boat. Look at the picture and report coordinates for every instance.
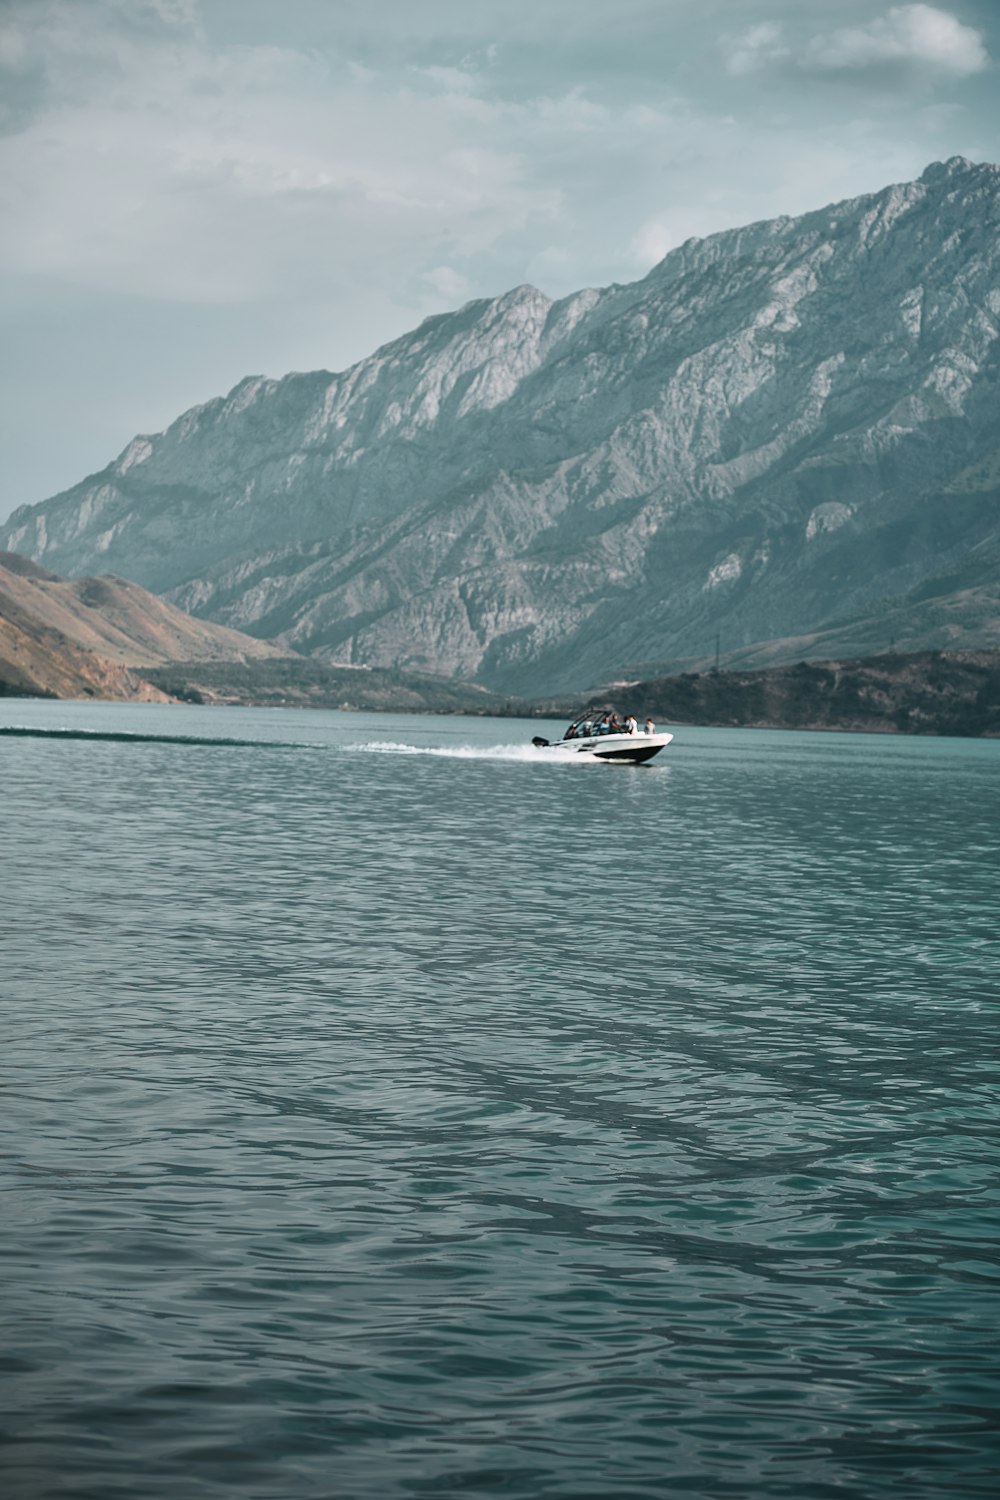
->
[531,707,673,764]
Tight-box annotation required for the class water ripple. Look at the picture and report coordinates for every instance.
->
[3,702,999,1499]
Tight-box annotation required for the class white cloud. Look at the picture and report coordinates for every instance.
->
[139,0,200,24]
[724,23,790,77]
[420,265,473,304]
[803,5,989,76]
[0,4,563,303]
[723,6,989,80]
[524,244,572,281]
[629,204,734,269]
[629,218,676,266]
[536,87,609,130]
[413,62,483,95]
[5,0,989,327]
[0,23,30,70]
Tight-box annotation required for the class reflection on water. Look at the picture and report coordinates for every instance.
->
[3,700,999,1499]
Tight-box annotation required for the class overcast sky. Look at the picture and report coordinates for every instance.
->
[1,0,998,522]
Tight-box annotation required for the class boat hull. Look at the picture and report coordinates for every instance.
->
[534,731,673,764]
[590,736,670,763]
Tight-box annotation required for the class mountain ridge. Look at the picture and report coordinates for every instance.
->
[4,157,999,694]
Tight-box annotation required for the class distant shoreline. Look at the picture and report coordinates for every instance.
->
[4,647,998,739]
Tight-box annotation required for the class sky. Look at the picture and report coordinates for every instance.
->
[1,0,998,522]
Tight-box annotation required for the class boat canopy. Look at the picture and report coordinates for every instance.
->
[563,705,617,740]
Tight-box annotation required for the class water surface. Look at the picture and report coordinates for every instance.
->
[3,700,998,1498]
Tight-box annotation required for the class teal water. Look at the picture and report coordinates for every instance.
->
[3,699,998,1500]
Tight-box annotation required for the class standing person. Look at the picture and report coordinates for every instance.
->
[624,714,637,735]
[644,717,655,735]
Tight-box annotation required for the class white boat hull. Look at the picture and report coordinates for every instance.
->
[534,731,673,764]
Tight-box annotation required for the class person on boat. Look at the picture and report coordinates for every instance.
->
[609,712,622,734]
[624,714,638,735]
[644,717,655,735]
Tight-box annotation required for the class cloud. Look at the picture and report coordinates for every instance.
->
[3,0,984,323]
[0,2,565,304]
[803,5,989,76]
[412,62,483,95]
[0,23,30,71]
[723,6,989,81]
[420,265,473,304]
[630,217,696,267]
[724,23,790,77]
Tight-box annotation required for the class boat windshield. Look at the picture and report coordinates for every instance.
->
[562,705,649,739]
[563,706,614,739]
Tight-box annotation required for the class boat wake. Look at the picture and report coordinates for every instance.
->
[1,727,659,765]
[0,726,311,749]
[346,739,594,762]
[0,728,577,760]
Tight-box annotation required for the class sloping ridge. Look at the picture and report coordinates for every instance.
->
[0,552,289,700]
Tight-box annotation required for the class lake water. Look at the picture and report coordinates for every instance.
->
[3,699,998,1499]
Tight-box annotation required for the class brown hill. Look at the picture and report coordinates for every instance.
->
[0,552,290,702]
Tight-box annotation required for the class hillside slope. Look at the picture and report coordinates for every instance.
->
[588,651,1000,738]
[0,552,288,700]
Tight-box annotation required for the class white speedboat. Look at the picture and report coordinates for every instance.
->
[532,707,672,764]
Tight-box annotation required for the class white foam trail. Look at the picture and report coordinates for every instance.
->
[346,739,598,763]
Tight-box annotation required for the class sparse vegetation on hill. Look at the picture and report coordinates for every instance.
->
[542,651,1000,738]
[143,657,511,714]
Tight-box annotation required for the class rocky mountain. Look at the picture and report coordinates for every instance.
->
[4,157,999,695]
[0,551,285,700]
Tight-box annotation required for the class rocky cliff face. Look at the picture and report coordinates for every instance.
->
[4,157,999,693]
